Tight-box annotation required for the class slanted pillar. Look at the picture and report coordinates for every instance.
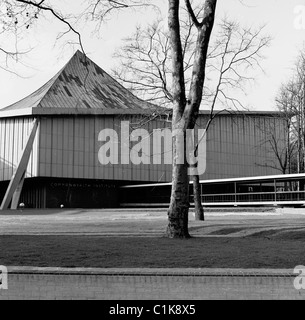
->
[0,118,39,210]
[11,172,26,210]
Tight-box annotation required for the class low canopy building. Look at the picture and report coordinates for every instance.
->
[0,51,285,209]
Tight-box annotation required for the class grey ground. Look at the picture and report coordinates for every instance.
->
[1,207,305,237]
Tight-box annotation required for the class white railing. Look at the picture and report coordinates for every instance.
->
[198,191,305,204]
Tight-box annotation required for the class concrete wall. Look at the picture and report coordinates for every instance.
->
[0,267,303,300]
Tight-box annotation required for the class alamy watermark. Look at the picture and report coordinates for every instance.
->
[97,121,207,176]
[294,266,305,290]
[294,5,305,29]
[0,266,8,290]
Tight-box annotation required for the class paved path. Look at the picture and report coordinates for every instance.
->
[1,266,304,300]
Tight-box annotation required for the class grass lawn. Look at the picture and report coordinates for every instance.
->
[0,234,304,269]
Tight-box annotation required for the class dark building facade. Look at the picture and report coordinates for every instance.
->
[0,51,285,208]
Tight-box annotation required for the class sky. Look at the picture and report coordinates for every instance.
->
[0,0,304,111]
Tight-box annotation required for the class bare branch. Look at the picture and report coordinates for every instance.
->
[184,0,201,28]
[15,0,86,54]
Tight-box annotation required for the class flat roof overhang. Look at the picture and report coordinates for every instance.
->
[120,173,305,189]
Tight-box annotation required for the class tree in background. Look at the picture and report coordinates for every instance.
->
[291,52,305,175]
[255,111,296,175]
[272,50,305,178]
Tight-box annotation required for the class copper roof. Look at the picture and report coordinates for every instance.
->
[0,50,159,116]
[0,50,281,118]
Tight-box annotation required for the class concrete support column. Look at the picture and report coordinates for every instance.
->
[0,118,39,210]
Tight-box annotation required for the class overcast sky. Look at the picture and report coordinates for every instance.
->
[0,0,304,111]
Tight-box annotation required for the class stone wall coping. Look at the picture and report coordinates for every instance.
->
[5,267,297,277]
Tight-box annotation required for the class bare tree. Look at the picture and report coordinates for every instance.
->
[164,0,218,238]
[0,0,155,69]
[0,1,38,73]
[113,17,271,108]
[112,13,271,222]
[292,52,305,174]
[274,83,298,174]
[270,51,305,177]
[257,49,305,184]
[255,113,296,175]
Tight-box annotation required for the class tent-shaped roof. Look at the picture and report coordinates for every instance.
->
[0,50,160,118]
[0,50,283,119]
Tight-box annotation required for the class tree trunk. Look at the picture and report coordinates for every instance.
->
[167,0,217,238]
[193,173,204,221]
[167,130,191,238]
[167,167,191,238]
[166,0,190,239]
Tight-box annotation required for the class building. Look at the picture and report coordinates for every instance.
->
[0,51,285,209]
